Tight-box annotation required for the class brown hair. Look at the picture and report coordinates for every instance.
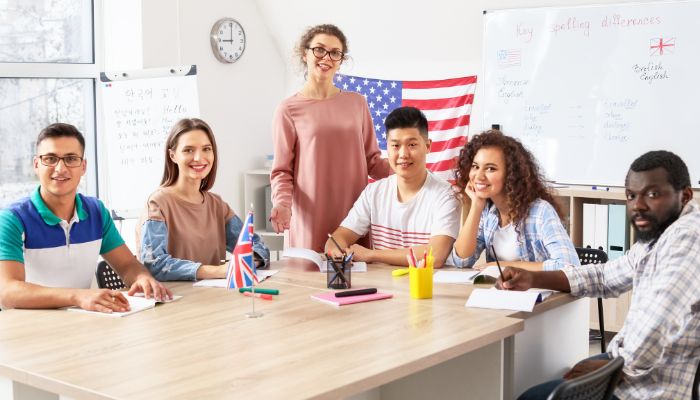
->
[37,123,85,153]
[295,24,348,71]
[160,118,218,192]
[454,130,561,226]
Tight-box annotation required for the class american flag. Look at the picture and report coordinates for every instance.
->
[497,49,522,68]
[336,74,477,181]
[226,211,259,289]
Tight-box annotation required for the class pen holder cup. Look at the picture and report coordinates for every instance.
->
[327,258,351,289]
[409,266,433,299]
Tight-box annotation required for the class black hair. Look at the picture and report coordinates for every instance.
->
[384,106,429,139]
[36,123,86,153]
[628,150,690,190]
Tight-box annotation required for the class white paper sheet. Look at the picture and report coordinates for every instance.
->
[433,270,480,284]
[282,248,367,272]
[193,270,279,288]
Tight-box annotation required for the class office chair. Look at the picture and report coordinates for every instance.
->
[96,260,126,290]
[547,356,624,400]
[575,247,609,353]
[693,357,700,400]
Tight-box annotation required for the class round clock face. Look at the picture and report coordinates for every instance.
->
[210,18,246,63]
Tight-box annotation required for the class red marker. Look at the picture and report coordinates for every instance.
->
[242,291,273,300]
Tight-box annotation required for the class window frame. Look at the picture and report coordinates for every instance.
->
[0,0,103,198]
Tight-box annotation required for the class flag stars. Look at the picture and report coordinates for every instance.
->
[369,87,375,94]
[376,95,383,102]
[375,124,381,131]
[369,101,375,108]
[390,96,396,103]
[375,110,382,116]
[356,85,362,91]
[382,132,387,138]
[391,82,397,88]
[377,81,383,87]
[363,79,369,86]
[343,83,349,90]
[383,103,389,110]
[383,88,389,95]
[349,77,356,84]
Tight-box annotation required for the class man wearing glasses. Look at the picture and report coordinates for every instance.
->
[0,123,171,313]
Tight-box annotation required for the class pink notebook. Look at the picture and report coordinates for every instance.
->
[310,291,393,307]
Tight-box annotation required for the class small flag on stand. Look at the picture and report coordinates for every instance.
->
[226,211,259,289]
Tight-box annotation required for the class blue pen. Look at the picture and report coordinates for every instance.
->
[591,185,610,191]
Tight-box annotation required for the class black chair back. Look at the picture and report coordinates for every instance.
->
[576,247,609,266]
[547,356,624,400]
[95,260,126,290]
[575,247,609,353]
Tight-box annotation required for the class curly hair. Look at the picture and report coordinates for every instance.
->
[454,130,562,227]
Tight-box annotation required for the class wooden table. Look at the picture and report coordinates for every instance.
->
[0,262,587,400]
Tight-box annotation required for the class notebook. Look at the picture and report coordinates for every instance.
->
[282,248,367,272]
[433,270,480,284]
[66,294,182,317]
[465,288,555,312]
[310,290,392,307]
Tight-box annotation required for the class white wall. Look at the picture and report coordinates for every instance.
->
[126,0,661,213]
[257,0,660,134]
[140,0,285,212]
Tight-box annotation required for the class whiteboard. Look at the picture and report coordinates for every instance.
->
[482,1,699,188]
[100,65,200,213]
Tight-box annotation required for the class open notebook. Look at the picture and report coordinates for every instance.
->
[433,265,502,285]
[66,294,182,317]
[282,248,367,272]
[465,288,555,312]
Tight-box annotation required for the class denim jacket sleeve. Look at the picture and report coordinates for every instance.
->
[538,202,580,271]
[140,220,201,281]
[447,207,489,268]
[226,216,271,269]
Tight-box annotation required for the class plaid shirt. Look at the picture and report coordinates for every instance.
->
[449,199,579,270]
[563,200,700,399]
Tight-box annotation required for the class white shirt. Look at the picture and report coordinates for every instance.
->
[340,171,461,249]
[491,223,519,262]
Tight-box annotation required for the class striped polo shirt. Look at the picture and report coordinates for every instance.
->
[0,187,124,289]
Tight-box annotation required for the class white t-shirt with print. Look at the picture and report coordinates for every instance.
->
[340,171,461,249]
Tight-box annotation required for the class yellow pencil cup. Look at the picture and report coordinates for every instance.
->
[409,266,433,299]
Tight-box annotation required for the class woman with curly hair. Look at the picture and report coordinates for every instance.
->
[449,130,578,270]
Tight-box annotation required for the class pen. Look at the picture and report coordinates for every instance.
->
[327,233,346,256]
[591,185,610,191]
[490,245,507,283]
[334,288,377,297]
[238,288,279,295]
[242,291,273,300]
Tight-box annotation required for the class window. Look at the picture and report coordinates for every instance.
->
[0,0,98,208]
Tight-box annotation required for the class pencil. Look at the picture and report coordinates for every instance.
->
[490,245,506,282]
[327,233,346,255]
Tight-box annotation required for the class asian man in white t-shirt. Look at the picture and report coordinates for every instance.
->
[325,106,461,268]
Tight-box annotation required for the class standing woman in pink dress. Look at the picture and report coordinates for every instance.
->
[270,24,391,251]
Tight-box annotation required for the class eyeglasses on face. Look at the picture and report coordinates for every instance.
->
[37,154,84,168]
[307,46,344,61]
